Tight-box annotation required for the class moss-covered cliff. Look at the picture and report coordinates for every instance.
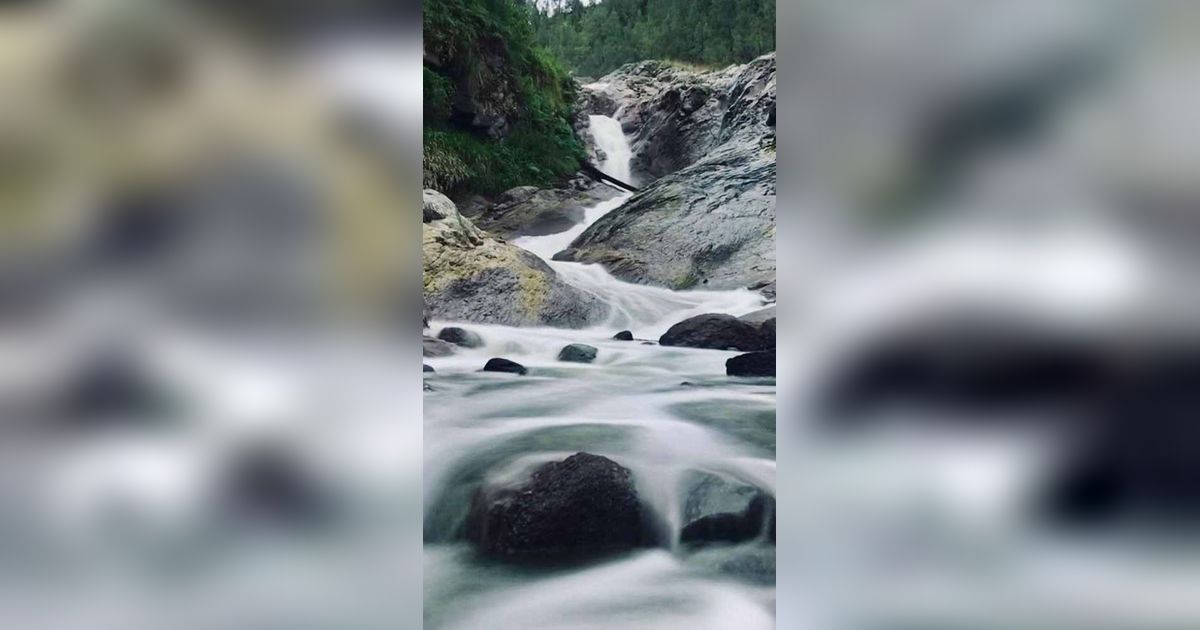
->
[423,0,584,197]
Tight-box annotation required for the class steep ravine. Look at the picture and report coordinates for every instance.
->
[423,53,777,326]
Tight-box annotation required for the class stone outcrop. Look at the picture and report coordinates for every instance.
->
[471,184,618,239]
[423,190,608,327]
[560,54,776,294]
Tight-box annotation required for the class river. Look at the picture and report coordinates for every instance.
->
[422,115,777,629]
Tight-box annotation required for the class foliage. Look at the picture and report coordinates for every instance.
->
[423,0,584,196]
[532,0,776,77]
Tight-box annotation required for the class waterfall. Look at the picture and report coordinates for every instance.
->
[512,115,764,335]
[589,114,634,184]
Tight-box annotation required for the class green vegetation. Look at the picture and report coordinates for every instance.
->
[423,0,585,196]
[533,0,776,77]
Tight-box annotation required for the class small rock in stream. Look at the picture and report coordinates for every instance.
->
[681,493,775,546]
[726,350,775,377]
[423,364,435,373]
[438,326,484,348]
[557,344,598,363]
[613,330,634,341]
[482,358,527,375]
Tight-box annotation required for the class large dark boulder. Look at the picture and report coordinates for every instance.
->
[659,314,770,351]
[558,343,598,363]
[482,357,527,375]
[467,452,648,558]
[727,350,775,377]
[437,326,484,348]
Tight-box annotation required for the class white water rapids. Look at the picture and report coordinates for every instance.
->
[423,116,776,629]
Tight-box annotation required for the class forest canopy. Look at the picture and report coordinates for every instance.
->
[532,0,776,77]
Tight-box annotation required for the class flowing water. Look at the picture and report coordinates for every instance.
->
[423,116,777,629]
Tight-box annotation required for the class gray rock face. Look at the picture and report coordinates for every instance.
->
[557,343,598,363]
[579,54,776,184]
[423,190,609,328]
[472,186,617,239]
[561,55,776,294]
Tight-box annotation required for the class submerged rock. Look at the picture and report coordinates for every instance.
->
[681,493,774,546]
[482,358,527,375]
[466,452,647,558]
[727,350,775,377]
[613,330,634,341]
[437,326,484,348]
[558,343,598,363]
[423,190,609,328]
[423,337,457,358]
[659,314,770,351]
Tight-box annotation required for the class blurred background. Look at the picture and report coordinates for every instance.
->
[778,0,1200,628]
[6,0,1200,628]
[0,0,423,628]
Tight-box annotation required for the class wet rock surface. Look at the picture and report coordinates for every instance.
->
[466,452,648,558]
[727,350,775,377]
[659,313,771,351]
[557,343,599,363]
[681,491,774,546]
[437,326,484,348]
[482,357,528,375]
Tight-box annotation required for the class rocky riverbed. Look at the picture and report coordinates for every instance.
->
[422,53,777,628]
